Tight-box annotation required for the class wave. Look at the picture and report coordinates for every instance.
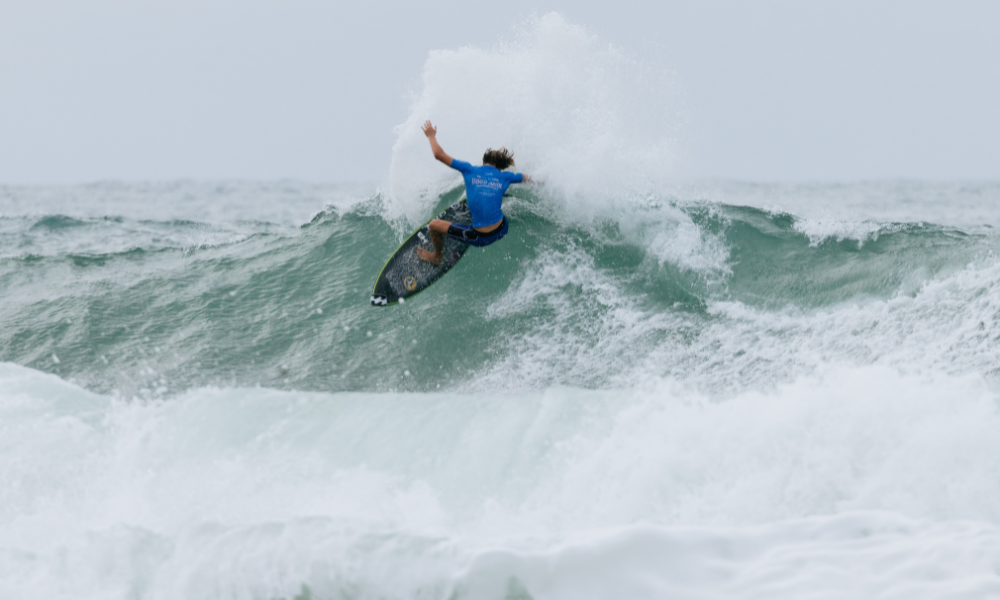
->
[1,187,997,398]
[3,363,1000,599]
[1,214,291,260]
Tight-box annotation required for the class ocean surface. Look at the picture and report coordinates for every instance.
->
[4,14,1000,600]
[3,178,1000,600]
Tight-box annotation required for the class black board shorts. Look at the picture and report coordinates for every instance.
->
[446,217,509,247]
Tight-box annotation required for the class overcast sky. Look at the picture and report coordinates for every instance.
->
[1,0,997,183]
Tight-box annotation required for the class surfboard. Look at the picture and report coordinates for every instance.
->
[370,198,473,306]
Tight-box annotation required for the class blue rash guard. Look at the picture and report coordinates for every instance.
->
[449,159,524,228]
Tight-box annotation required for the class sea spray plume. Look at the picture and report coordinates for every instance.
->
[388,13,681,227]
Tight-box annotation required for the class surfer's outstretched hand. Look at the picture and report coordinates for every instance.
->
[423,121,453,165]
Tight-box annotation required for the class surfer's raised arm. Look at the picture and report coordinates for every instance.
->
[422,120,533,183]
[422,120,454,166]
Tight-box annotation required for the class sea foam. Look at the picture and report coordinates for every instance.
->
[3,363,1000,599]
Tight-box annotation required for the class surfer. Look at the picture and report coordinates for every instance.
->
[416,120,531,264]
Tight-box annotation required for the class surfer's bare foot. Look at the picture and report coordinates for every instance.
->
[416,247,443,265]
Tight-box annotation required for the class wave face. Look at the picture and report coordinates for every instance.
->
[3,182,997,397]
[4,15,1000,600]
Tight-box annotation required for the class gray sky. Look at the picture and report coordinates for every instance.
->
[1,0,997,183]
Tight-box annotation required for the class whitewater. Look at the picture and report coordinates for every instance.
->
[3,14,1000,600]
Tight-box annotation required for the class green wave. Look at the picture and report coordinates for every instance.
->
[0,190,996,397]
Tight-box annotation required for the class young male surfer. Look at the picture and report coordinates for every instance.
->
[416,120,531,264]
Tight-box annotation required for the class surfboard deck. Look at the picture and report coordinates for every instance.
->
[370,198,472,306]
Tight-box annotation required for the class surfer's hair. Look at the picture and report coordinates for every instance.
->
[483,147,515,170]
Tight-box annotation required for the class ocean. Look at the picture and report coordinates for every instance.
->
[4,14,1000,600]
